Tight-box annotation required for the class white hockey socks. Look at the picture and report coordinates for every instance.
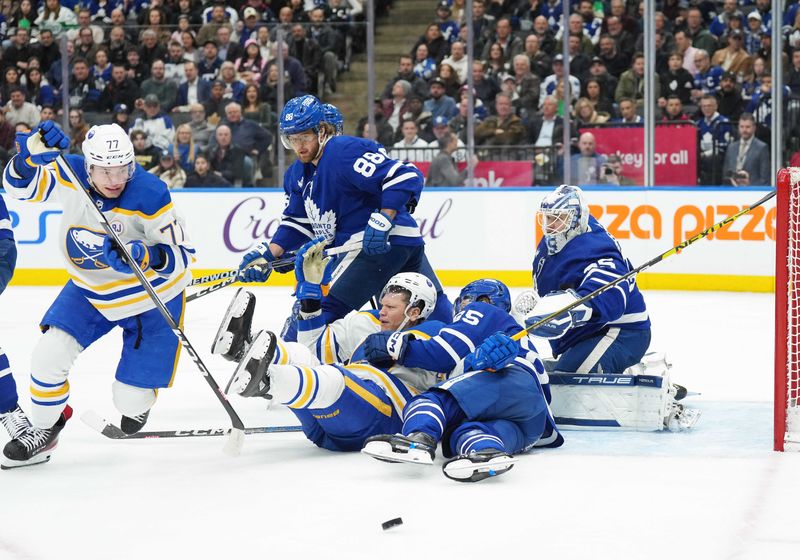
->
[29,327,82,429]
[270,364,345,410]
[112,381,157,417]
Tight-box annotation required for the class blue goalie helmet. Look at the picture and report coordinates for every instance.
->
[279,95,325,147]
[322,103,344,135]
[537,184,589,255]
[454,279,511,315]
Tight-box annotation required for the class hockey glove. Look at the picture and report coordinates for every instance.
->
[102,238,164,274]
[362,211,393,255]
[238,243,284,283]
[294,236,334,301]
[463,332,518,372]
[362,331,414,369]
[14,121,69,172]
[524,290,592,339]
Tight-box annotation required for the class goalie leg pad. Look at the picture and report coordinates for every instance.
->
[29,327,82,429]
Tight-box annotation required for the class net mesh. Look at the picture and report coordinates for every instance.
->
[786,168,800,448]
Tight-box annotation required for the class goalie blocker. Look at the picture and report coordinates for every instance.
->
[547,352,700,432]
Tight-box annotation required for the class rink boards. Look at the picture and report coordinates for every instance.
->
[2,186,776,292]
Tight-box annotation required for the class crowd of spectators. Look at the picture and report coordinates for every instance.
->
[0,0,379,186]
[371,0,800,186]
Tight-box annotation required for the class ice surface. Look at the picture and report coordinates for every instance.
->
[1,286,798,560]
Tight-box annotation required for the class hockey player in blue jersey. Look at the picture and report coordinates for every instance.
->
[1,122,195,468]
[236,94,452,327]
[524,184,651,373]
[360,279,562,482]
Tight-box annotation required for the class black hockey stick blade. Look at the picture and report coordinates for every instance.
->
[81,410,302,440]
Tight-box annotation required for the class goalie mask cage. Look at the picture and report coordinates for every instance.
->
[776,168,800,452]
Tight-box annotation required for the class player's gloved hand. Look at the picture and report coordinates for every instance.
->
[362,211,393,255]
[463,332,518,372]
[14,121,69,171]
[238,242,285,282]
[362,331,414,369]
[102,237,163,274]
[294,236,334,301]
[524,289,592,339]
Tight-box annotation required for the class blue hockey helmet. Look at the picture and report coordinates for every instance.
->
[322,103,344,135]
[279,95,326,149]
[454,279,511,315]
[537,184,589,255]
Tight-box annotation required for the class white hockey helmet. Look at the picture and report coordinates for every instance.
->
[82,123,136,185]
[379,272,438,323]
[537,184,590,255]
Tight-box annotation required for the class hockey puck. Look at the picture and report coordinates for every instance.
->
[381,517,403,531]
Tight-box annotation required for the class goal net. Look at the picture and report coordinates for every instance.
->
[776,168,800,452]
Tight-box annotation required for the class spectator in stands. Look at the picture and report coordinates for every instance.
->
[661,95,690,121]
[674,29,699,76]
[112,103,133,133]
[597,34,630,79]
[25,68,55,109]
[174,61,212,112]
[436,64,462,100]
[136,29,166,70]
[99,64,141,112]
[4,28,34,74]
[716,71,745,120]
[434,1,459,44]
[722,113,769,186]
[107,26,133,67]
[110,8,137,45]
[413,23,448,64]
[67,108,89,154]
[140,60,178,112]
[615,52,660,109]
[35,29,60,75]
[270,6,294,42]
[67,58,101,112]
[599,154,635,185]
[236,40,268,85]
[218,62,246,103]
[259,63,293,112]
[540,55,581,109]
[685,7,718,54]
[173,0,204,27]
[198,40,223,82]
[604,15,636,56]
[198,3,232,46]
[35,0,78,33]
[482,17,522,62]
[615,97,643,124]
[218,101,271,166]
[74,27,99,65]
[661,51,695,105]
[470,0,496,56]
[524,33,551,81]
[288,23,323,96]
[1,68,25,107]
[413,43,437,81]
[256,26,273,61]
[607,0,638,37]
[165,42,191,85]
[91,48,113,91]
[132,94,174,151]
[204,80,231,123]
[181,31,201,63]
[131,129,162,170]
[586,57,618,104]
[383,79,412,133]
[746,72,788,134]
[216,25,244,63]
[565,33,592,78]
[9,0,38,40]
[573,96,610,126]
[709,0,743,38]
[484,42,509,81]
[4,88,39,128]
[239,7,266,45]
[309,6,341,96]
[173,123,200,172]
[711,30,753,80]
[185,153,231,187]
[472,60,500,107]
[170,15,194,46]
[786,11,800,52]
[424,77,458,122]
[125,48,148,85]
[426,130,472,187]
[532,15,556,55]
[788,49,800,96]
[392,118,431,162]
[741,55,767,102]
[440,40,468,84]
[570,131,605,184]
[744,11,767,56]
[242,83,273,127]
[355,98,396,147]
[529,95,566,149]
[150,150,187,189]
[475,93,525,147]
[382,55,430,101]
[510,54,540,120]
[266,42,307,96]
[447,95,486,142]
[691,49,724,103]
[207,124,250,186]
[696,94,732,185]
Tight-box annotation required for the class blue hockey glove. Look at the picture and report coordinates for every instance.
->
[102,237,164,274]
[362,211,393,255]
[294,236,334,301]
[238,243,287,283]
[362,331,414,369]
[14,121,69,170]
[463,332,518,372]
[524,290,592,339]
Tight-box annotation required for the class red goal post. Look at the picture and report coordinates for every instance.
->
[776,168,800,452]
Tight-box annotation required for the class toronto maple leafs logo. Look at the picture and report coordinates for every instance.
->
[304,197,336,241]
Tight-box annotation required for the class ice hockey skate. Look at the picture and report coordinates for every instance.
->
[1,404,31,440]
[2,405,72,470]
[442,449,518,482]
[211,288,256,362]
[361,432,436,465]
[224,330,276,397]
[120,410,150,435]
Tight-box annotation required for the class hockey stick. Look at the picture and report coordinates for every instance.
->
[185,241,363,303]
[513,189,777,341]
[81,410,302,440]
[54,153,246,456]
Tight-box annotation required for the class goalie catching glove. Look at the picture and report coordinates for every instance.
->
[362,331,413,369]
[14,121,69,172]
[294,236,335,303]
[463,332,518,372]
[525,290,592,339]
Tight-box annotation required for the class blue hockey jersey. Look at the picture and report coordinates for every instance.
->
[0,192,12,242]
[532,215,650,358]
[271,136,424,252]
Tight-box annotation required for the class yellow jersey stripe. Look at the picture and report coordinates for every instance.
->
[30,381,70,399]
[275,340,289,365]
[90,269,188,310]
[403,329,432,340]
[324,328,335,363]
[166,292,186,388]
[70,268,159,291]
[358,312,380,324]
[110,202,174,220]
[289,367,316,409]
[346,363,407,413]
[52,161,77,190]
[343,376,392,417]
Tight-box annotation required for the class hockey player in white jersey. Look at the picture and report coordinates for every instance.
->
[1,121,194,468]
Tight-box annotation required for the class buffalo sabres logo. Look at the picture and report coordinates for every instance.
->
[66,227,109,269]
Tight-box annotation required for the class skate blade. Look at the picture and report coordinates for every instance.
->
[1,452,53,470]
[442,455,517,482]
[361,441,434,465]
[211,288,251,355]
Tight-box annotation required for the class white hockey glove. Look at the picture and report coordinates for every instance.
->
[525,290,592,339]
